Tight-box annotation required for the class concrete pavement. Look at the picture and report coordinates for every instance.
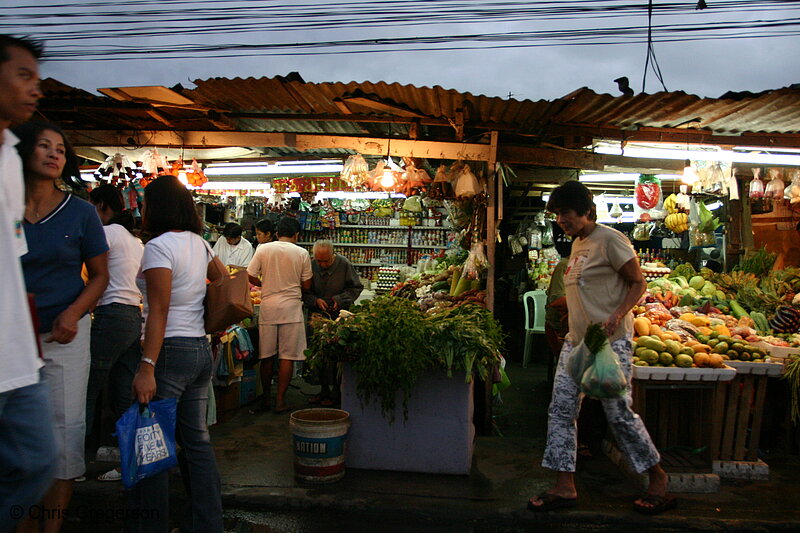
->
[70,361,800,532]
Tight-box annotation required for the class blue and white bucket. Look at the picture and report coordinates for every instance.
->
[289,408,350,483]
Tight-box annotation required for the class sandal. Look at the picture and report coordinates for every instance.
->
[273,404,291,414]
[97,468,122,482]
[527,492,578,512]
[633,493,677,515]
[248,403,271,414]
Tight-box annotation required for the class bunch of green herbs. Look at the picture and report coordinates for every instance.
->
[305,295,504,422]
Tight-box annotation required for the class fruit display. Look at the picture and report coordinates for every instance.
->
[664,212,689,233]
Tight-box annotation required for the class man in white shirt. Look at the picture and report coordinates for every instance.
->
[247,216,312,414]
[0,34,56,532]
[212,222,254,268]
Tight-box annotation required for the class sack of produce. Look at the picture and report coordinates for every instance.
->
[579,324,627,399]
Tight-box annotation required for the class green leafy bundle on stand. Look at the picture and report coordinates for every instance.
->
[305,295,505,422]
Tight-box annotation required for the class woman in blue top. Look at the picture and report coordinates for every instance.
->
[15,121,109,533]
[128,175,225,533]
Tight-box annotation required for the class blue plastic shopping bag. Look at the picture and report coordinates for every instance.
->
[116,398,178,489]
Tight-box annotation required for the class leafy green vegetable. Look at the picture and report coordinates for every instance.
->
[305,295,504,422]
[697,201,722,234]
[583,323,608,355]
[671,263,697,280]
[737,247,777,278]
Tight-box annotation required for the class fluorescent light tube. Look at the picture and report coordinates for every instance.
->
[595,142,800,166]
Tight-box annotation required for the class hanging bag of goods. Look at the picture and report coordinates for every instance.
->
[635,174,662,212]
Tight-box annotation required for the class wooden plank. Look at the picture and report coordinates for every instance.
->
[657,390,670,450]
[485,131,499,312]
[497,144,605,169]
[709,381,728,461]
[65,130,493,162]
[746,376,770,461]
[720,380,740,461]
[734,375,755,461]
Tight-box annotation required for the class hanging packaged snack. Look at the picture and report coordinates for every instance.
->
[749,168,767,214]
[634,174,664,221]
[764,167,785,201]
[541,221,554,246]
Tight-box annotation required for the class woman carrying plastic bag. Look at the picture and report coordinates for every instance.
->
[528,181,676,516]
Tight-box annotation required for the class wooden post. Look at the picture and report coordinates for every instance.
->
[485,131,499,312]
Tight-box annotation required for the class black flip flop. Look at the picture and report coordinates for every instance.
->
[633,494,677,515]
[527,493,578,512]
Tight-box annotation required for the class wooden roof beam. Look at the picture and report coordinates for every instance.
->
[65,130,492,162]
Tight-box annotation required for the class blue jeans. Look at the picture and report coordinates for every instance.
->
[0,375,57,531]
[126,337,223,533]
[86,303,142,436]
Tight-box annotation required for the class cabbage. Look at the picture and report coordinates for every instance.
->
[649,278,677,292]
[670,276,689,289]
[700,281,717,297]
[677,287,699,298]
[689,276,706,290]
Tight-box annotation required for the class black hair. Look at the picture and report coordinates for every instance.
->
[0,34,43,63]
[141,175,203,237]
[89,184,135,233]
[255,218,274,235]
[546,180,597,221]
[222,222,243,239]
[11,121,84,191]
[276,216,301,238]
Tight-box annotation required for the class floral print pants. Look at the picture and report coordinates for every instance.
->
[541,338,660,474]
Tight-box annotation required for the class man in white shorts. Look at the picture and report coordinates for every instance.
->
[247,216,312,413]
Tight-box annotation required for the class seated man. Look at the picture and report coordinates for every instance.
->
[303,239,363,406]
[213,222,254,268]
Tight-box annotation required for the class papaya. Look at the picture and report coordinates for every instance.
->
[633,317,651,337]
[640,349,659,365]
[713,325,731,337]
[680,347,696,356]
[649,324,663,337]
[675,353,694,368]
[635,335,654,347]
[692,344,711,353]
[638,337,667,353]
[693,352,710,367]
[713,341,729,354]
[659,352,674,366]
[664,340,682,356]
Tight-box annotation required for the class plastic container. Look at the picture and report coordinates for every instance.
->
[289,408,350,483]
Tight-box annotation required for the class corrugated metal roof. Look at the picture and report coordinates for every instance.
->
[38,76,800,160]
[546,86,800,135]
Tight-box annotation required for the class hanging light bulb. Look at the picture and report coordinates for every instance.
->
[380,167,396,188]
[177,170,189,186]
[682,159,699,185]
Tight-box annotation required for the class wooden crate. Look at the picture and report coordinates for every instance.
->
[714,372,772,462]
[632,379,726,465]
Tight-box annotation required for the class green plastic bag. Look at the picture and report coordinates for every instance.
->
[580,340,627,399]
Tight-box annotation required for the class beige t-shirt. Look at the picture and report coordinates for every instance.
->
[247,240,312,324]
[563,224,636,344]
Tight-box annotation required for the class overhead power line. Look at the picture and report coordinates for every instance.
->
[1,0,798,61]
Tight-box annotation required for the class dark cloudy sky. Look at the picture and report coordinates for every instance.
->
[3,0,799,100]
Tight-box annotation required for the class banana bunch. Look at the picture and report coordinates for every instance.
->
[665,212,689,233]
[664,193,679,214]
